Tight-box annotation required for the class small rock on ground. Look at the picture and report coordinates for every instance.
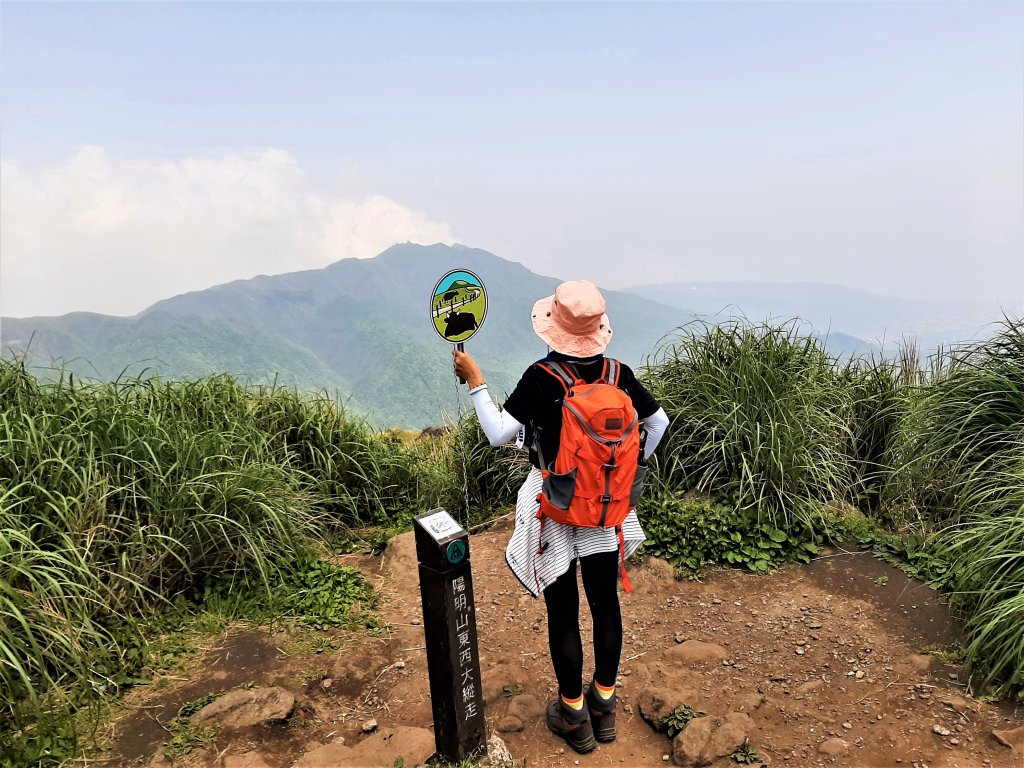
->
[638,687,701,731]
[666,640,729,665]
[223,753,274,768]
[908,653,934,673]
[294,726,435,768]
[506,693,544,721]
[292,742,353,768]
[993,725,1024,753]
[673,712,755,767]
[796,680,823,695]
[736,693,765,711]
[355,726,436,767]
[940,693,974,714]
[480,734,515,767]
[496,715,524,733]
[818,737,849,756]
[193,687,294,728]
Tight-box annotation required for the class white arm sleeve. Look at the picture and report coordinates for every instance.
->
[642,407,669,460]
[468,384,525,447]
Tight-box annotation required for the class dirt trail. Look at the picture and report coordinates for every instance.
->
[112,516,1023,768]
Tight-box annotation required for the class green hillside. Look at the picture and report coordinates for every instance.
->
[2,312,350,395]
[2,244,692,428]
[2,244,891,427]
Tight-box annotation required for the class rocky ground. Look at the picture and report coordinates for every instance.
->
[108,515,1023,768]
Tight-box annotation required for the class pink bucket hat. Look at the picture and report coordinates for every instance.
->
[531,280,613,357]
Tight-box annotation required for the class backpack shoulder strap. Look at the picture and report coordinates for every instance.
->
[535,361,578,393]
[604,358,621,386]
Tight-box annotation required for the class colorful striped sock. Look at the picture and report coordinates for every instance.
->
[561,692,585,710]
[594,680,616,700]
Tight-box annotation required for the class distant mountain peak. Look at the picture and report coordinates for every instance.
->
[2,243,689,429]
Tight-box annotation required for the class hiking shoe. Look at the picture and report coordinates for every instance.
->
[545,699,597,754]
[585,684,617,743]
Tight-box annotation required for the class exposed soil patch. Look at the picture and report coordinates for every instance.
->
[804,545,961,647]
[114,630,287,764]
[106,517,1023,768]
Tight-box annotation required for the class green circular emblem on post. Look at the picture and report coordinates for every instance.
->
[446,539,466,565]
[430,269,487,343]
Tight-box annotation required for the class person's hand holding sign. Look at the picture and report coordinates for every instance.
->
[453,349,485,388]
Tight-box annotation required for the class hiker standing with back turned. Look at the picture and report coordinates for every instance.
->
[453,279,669,754]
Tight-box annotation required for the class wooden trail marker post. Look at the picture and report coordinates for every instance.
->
[414,508,487,762]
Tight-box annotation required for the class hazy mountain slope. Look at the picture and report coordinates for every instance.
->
[2,311,348,394]
[139,244,696,425]
[625,281,1000,351]
[146,244,680,362]
[2,244,693,428]
[5,245,902,427]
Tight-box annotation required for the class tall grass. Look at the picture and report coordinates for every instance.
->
[245,389,451,524]
[951,457,1024,695]
[453,413,530,523]
[642,319,854,525]
[0,362,459,761]
[900,319,1024,695]
[896,320,1023,522]
[838,342,935,524]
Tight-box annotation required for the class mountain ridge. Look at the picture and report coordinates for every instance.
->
[3,244,696,427]
[12,244,990,427]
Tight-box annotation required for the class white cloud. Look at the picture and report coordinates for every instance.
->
[0,147,455,317]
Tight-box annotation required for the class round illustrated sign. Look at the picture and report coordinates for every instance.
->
[430,269,487,344]
[446,539,467,565]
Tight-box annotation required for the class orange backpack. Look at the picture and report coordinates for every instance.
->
[533,359,644,592]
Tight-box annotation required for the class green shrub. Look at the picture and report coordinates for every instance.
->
[731,740,761,764]
[889,318,1024,697]
[639,495,818,573]
[642,319,854,526]
[838,347,918,519]
[946,455,1024,698]
[822,512,960,586]
[200,554,381,631]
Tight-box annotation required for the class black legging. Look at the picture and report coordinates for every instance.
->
[543,550,622,700]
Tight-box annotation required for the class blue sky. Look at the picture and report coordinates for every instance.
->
[1,1,1022,317]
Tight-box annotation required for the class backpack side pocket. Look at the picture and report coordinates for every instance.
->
[543,467,578,510]
[629,464,647,507]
